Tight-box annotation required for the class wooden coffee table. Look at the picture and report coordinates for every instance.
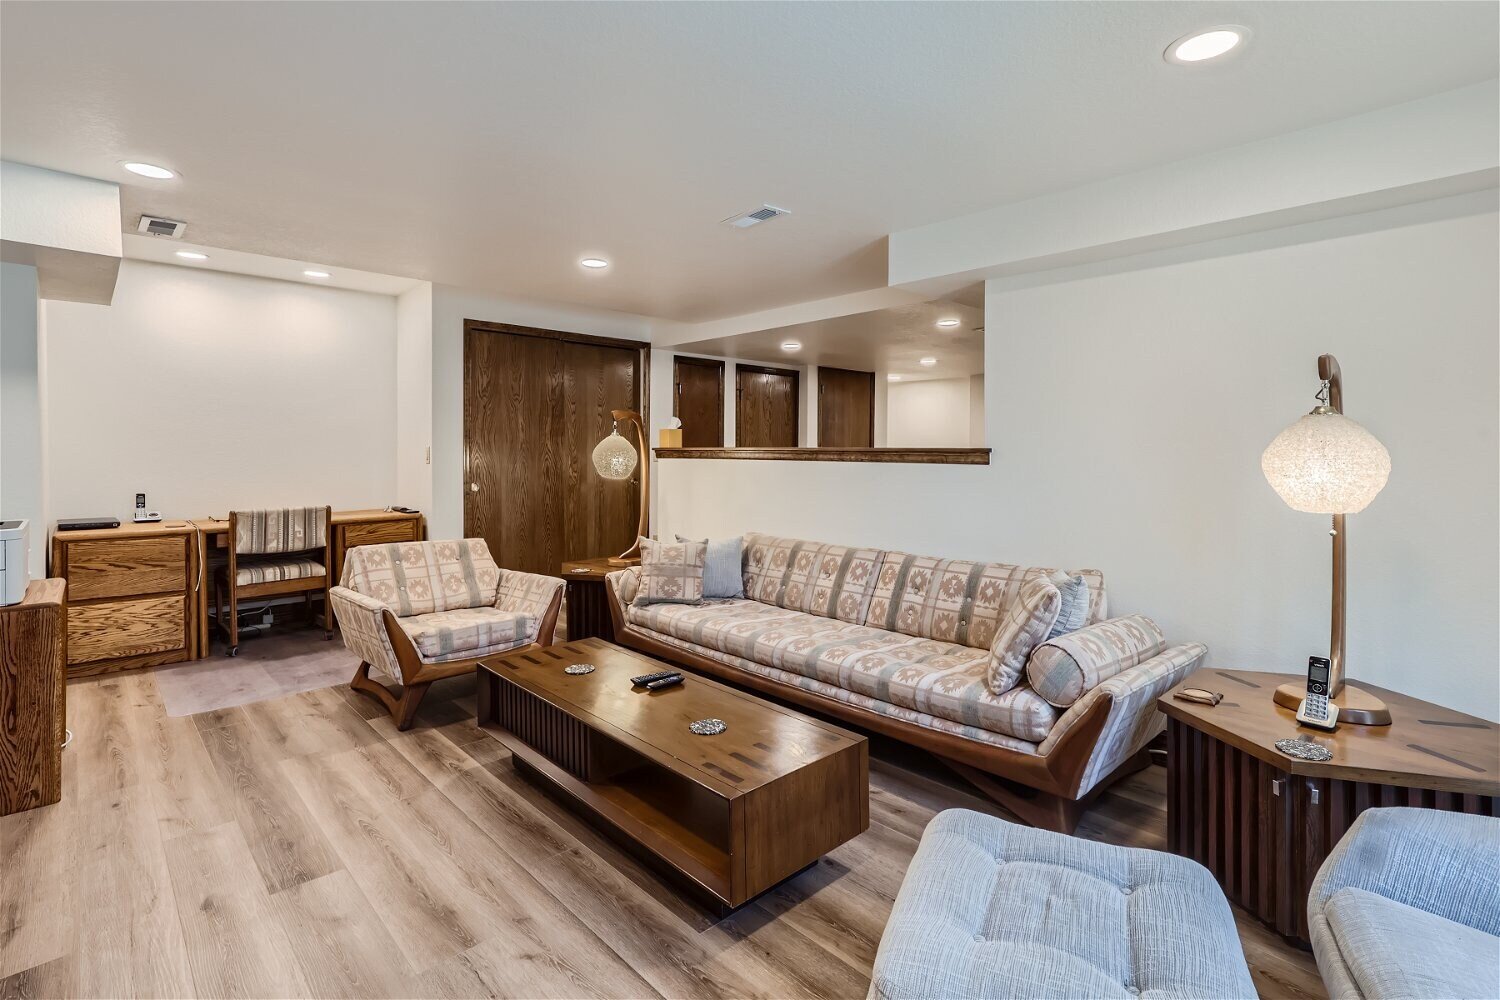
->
[476,637,869,911]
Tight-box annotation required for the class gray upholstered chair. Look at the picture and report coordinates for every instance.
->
[1308,807,1500,1000]
[868,809,1256,1000]
[215,506,333,656]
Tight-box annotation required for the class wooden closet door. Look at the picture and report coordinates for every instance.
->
[463,328,563,575]
[464,323,644,575]
[562,340,641,560]
[817,367,875,447]
[673,356,724,447]
[736,365,799,447]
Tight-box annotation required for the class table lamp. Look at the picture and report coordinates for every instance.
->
[1260,354,1392,725]
[591,408,649,565]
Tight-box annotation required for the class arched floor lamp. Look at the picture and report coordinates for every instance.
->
[592,408,648,565]
[1261,354,1392,725]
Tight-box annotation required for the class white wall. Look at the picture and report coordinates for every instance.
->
[395,283,433,512]
[42,260,399,520]
[1,262,44,573]
[426,285,654,541]
[886,376,974,447]
[655,197,1500,719]
[968,374,985,446]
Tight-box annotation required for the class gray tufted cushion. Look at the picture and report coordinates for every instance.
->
[868,809,1256,1000]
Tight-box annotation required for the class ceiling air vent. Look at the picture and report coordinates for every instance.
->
[137,215,187,239]
[721,204,790,229]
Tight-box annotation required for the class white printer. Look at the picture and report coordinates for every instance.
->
[0,520,30,606]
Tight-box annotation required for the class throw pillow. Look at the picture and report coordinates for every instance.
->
[1026,614,1167,708]
[1047,570,1090,640]
[632,537,707,607]
[985,571,1061,695]
[676,534,744,599]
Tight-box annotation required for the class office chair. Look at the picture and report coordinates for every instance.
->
[215,506,333,656]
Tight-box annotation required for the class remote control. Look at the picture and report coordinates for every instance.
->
[631,670,679,686]
[645,674,684,691]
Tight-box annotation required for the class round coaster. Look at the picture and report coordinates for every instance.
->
[564,663,596,676]
[690,718,727,736]
[1274,737,1333,762]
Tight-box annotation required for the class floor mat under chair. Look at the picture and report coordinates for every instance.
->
[154,629,361,717]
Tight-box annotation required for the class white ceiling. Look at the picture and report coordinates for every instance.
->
[3,2,1496,322]
[679,294,984,381]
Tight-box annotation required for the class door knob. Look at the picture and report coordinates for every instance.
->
[469,482,480,493]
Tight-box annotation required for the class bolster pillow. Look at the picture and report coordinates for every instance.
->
[1026,614,1167,708]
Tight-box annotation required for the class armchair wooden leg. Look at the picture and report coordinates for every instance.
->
[349,661,432,732]
[394,682,432,732]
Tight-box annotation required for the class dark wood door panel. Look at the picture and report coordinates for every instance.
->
[736,365,799,448]
[464,328,563,575]
[464,323,643,575]
[673,356,724,448]
[562,341,640,562]
[817,367,874,447]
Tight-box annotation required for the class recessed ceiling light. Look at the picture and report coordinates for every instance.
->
[1165,26,1248,64]
[303,270,331,279]
[122,161,176,179]
[580,257,610,269]
[781,340,802,352]
[936,318,961,328]
[174,250,209,261]
[888,374,903,382]
[919,357,938,366]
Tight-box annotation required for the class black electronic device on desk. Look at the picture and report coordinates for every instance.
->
[56,517,121,531]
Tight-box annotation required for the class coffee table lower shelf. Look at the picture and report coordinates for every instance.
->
[476,640,868,913]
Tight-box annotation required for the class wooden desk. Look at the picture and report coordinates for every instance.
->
[560,557,636,642]
[49,521,201,676]
[1160,668,1498,946]
[192,508,424,654]
[0,579,66,815]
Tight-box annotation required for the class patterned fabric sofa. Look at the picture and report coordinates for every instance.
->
[330,539,563,730]
[607,532,1206,832]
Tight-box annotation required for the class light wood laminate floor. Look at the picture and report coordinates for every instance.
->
[1,659,1325,999]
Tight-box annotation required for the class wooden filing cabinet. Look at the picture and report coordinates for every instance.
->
[331,509,424,582]
[50,522,199,676]
[0,578,66,815]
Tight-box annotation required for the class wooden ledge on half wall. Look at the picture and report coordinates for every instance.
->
[653,446,991,465]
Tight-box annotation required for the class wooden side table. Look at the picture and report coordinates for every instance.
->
[1160,669,1498,947]
[559,557,635,643]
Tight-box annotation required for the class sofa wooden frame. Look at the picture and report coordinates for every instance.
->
[607,579,1150,833]
[351,589,564,731]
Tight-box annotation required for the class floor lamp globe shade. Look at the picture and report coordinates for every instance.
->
[1261,410,1391,514]
[592,429,638,481]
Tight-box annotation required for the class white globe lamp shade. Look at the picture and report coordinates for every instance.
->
[592,428,638,481]
[1261,408,1390,514]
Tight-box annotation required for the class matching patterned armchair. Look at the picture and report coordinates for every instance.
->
[329,538,564,730]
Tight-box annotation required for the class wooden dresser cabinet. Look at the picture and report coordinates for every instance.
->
[50,522,199,676]
[332,509,424,582]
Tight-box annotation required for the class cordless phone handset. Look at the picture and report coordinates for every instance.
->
[1295,655,1339,731]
